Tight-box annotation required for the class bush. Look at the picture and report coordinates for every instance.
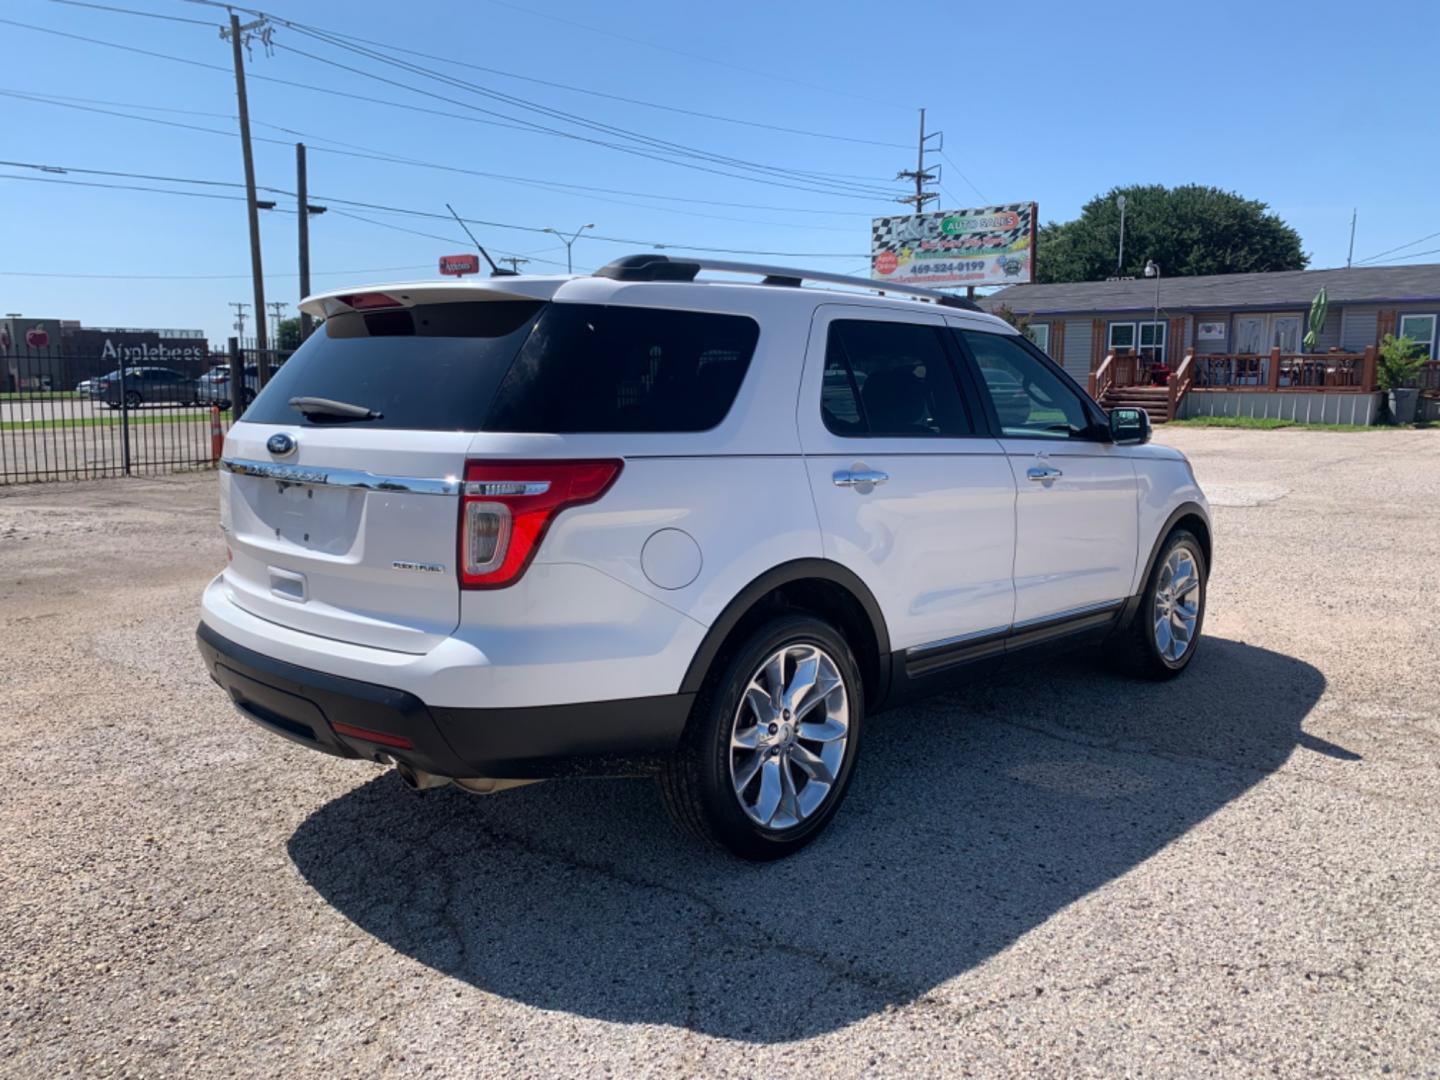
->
[1377,334,1428,391]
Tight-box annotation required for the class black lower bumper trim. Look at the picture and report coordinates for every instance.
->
[196,622,693,779]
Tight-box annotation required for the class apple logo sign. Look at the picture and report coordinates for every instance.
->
[26,325,49,349]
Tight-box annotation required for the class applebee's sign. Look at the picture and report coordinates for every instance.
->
[100,339,207,362]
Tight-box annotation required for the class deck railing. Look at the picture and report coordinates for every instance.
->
[1191,347,1377,393]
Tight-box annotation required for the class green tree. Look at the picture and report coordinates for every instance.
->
[276,316,303,351]
[1035,184,1307,284]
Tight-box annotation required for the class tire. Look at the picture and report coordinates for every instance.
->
[1108,528,1207,680]
[659,612,863,860]
[123,391,142,410]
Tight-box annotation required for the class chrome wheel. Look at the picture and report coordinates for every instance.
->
[1153,547,1201,662]
[729,643,850,831]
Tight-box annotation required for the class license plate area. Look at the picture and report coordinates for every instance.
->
[245,479,364,555]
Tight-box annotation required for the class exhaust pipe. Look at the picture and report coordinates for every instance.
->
[393,761,448,791]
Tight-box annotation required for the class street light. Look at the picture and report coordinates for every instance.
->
[544,223,595,274]
[1144,259,1162,370]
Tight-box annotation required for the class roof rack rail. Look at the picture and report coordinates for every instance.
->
[593,254,983,311]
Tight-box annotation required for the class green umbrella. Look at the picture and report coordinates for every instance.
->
[1303,286,1328,352]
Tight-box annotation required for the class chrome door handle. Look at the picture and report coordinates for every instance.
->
[1027,465,1063,483]
[833,469,889,489]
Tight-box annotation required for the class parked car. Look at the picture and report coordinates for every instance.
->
[99,366,199,409]
[195,364,279,409]
[197,256,1212,860]
[75,377,96,395]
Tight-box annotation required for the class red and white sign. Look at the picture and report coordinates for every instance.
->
[439,253,481,277]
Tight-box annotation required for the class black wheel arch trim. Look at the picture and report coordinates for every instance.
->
[1118,501,1211,631]
[678,558,892,699]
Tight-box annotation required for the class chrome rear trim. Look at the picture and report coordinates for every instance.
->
[220,457,460,496]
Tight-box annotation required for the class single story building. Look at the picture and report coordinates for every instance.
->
[986,263,1440,423]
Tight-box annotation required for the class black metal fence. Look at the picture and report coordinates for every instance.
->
[0,342,291,485]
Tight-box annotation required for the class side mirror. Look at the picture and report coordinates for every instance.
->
[1109,406,1151,445]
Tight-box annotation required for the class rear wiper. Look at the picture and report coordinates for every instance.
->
[288,396,383,422]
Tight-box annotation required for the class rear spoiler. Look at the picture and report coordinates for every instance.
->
[300,278,566,320]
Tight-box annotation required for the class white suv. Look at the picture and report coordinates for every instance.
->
[197,255,1210,860]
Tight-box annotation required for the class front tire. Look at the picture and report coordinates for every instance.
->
[659,613,863,860]
[1109,528,1207,679]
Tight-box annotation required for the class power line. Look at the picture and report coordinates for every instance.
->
[4,86,878,222]
[1356,229,1440,265]
[938,149,988,204]
[48,0,218,26]
[0,161,872,259]
[0,263,437,281]
[182,13,910,149]
[3,14,903,202]
[270,35,903,200]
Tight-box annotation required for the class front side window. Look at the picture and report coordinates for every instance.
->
[820,319,972,437]
[1398,314,1437,359]
[957,329,1094,440]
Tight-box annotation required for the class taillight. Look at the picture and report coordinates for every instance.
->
[459,459,622,589]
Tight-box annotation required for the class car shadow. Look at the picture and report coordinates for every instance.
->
[288,636,1330,1042]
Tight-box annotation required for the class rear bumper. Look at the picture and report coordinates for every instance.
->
[197,622,693,779]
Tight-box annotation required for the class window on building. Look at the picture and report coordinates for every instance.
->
[1108,321,1166,362]
[1026,322,1051,355]
[1398,314,1437,359]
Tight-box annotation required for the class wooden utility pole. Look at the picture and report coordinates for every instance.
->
[227,12,269,384]
[297,142,313,341]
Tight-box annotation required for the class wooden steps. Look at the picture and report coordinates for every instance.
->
[1101,385,1174,424]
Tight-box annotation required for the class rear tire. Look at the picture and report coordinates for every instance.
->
[659,613,863,860]
[1108,528,1207,680]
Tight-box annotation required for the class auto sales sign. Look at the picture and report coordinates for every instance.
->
[871,203,1037,288]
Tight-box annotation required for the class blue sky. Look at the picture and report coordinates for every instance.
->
[2,0,1437,342]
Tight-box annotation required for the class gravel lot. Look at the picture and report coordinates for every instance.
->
[3,427,1438,1078]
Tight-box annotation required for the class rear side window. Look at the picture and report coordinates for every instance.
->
[244,301,543,430]
[821,320,973,437]
[484,304,758,433]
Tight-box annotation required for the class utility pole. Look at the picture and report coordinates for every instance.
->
[1346,208,1357,268]
[895,107,940,215]
[1116,193,1128,275]
[223,12,270,384]
[296,142,325,341]
[229,302,249,339]
[499,256,530,274]
[267,301,288,349]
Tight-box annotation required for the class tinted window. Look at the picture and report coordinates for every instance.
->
[957,329,1092,439]
[485,304,758,433]
[243,301,543,430]
[821,320,972,437]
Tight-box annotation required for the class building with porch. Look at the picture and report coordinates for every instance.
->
[986,263,1440,424]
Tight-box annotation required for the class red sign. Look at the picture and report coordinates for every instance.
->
[439,253,481,277]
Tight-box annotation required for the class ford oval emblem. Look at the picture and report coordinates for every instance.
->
[266,432,296,457]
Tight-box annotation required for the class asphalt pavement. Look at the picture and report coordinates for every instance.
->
[2,427,1437,1078]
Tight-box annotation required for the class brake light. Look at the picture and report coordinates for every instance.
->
[459,459,622,589]
[340,291,403,310]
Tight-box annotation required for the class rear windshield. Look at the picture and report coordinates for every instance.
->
[242,301,543,430]
[243,300,758,433]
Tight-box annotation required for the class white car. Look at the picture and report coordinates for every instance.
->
[197,256,1211,860]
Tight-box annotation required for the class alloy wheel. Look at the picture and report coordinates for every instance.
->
[728,643,849,831]
[1152,547,1201,662]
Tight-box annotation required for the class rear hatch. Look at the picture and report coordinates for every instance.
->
[221,289,549,653]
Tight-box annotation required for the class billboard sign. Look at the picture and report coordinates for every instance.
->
[439,253,481,277]
[871,203,1037,288]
